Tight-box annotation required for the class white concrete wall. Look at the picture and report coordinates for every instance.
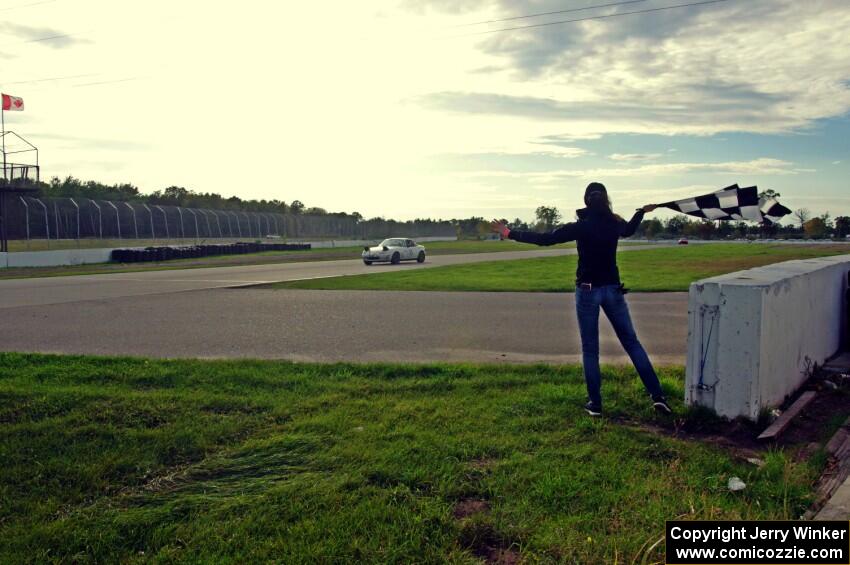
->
[3,248,115,268]
[686,255,850,420]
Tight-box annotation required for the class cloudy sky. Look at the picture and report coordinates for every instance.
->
[1,0,848,222]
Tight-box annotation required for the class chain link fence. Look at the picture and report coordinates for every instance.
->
[1,197,455,251]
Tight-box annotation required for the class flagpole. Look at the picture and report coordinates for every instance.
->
[2,104,6,182]
[1,104,5,252]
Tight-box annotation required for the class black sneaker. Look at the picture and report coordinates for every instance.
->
[584,401,602,417]
[652,396,672,415]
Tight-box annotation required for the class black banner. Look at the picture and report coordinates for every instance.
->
[666,521,850,564]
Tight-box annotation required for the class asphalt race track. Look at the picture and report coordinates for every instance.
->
[0,245,672,309]
[0,245,688,364]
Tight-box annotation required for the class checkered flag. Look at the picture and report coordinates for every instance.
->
[658,184,791,224]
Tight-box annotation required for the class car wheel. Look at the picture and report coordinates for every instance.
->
[391,252,400,265]
[417,251,425,263]
[363,260,372,265]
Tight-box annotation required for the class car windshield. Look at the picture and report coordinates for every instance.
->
[380,239,405,248]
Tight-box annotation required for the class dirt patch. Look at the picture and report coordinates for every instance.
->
[468,458,497,471]
[479,546,521,565]
[199,403,268,416]
[459,521,521,565]
[778,386,850,448]
[453,477,521,563]
[453,499,490,520]
[671,408,764,448]
[615,415,762,452]
[658,370,849,446]
[622,420,765,464]
[613,382,850,469]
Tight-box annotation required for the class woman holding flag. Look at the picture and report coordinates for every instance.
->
[491,182,672,417]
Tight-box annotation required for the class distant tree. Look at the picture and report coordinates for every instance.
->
[835,216,850,238]
[677,219,715,239]
[508,217,530,231]
[163,186,190,205]
[665,215,689,236]
[475,219,492,239]
[696,220,716,240]
[778,222,800,239]
[682,221,700,238]
[452,217,486,239]
[793,208,811,228]
[641,218,663,239]
[304,206,327,215]
[804,217,829,239]
[759,220,779,239]
[44,175,141,202]
[734,222,748,238]
[716,221,733,239]
[534,206,561,231]
[758,188,782,199]
[289,200,305,215]
[776,222,797,239]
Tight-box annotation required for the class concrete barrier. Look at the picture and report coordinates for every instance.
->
[4,248,115,268]
[686,254,850,420]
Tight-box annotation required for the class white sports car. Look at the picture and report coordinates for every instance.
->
[362,238,426,265]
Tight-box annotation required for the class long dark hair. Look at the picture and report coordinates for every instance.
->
[584,182,617,220]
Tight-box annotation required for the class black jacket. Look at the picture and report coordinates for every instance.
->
[508,208,644,286]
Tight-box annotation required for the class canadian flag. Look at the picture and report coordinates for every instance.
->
[2,94,24,111]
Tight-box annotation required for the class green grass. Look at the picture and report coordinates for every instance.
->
[0,354,822,563]
[0,239,576,280]
[272,243,850,293]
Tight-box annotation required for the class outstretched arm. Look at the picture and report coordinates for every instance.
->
[491,219,579,246]
[620,204,656,238]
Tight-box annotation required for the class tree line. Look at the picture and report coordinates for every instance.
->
[31,176,316,216]
[630,212,849,240]
[494,198,850,240]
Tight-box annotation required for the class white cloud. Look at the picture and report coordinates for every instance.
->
[610,153,663,162]
[451,157,802,181]
[415,0,850,136]
[474,142,590,158]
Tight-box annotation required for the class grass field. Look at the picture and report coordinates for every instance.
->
[0,238,578,280]
[272,243,850,293]
[0,353,824,563]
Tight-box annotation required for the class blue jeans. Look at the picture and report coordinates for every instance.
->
[575,284,664,406]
